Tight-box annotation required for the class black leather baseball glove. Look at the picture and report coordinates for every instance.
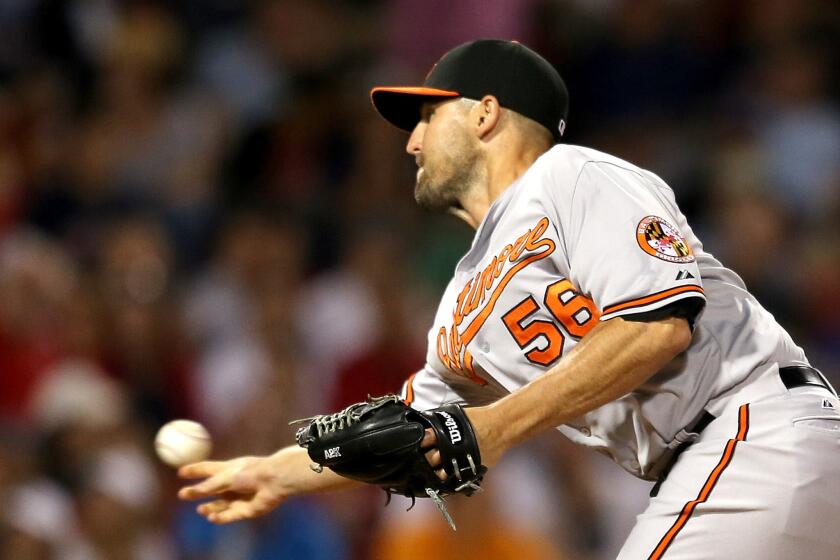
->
[292,395,486,529]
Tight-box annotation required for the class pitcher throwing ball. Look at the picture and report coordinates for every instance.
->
[179,39,840,559]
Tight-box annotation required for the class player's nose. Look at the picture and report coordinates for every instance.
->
[405,122,425,156]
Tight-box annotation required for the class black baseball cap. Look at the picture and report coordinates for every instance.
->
[371,39,569,142]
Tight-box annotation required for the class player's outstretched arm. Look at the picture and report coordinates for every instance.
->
[178,444,361,524]
[457,316,692,468]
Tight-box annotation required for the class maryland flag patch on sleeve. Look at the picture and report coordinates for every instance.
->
[636,216,695,263]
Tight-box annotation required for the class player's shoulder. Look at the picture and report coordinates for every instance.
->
[530,143,652,198]
[536,144,647,178]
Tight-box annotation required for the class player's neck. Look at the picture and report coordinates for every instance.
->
[456,145,545,229]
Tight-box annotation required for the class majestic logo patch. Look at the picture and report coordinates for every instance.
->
[636,216,695,263]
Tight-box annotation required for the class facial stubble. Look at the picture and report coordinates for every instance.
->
[414,126,483,212]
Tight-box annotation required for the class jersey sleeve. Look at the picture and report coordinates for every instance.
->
[561,161,705,322]
[400,367,465,411]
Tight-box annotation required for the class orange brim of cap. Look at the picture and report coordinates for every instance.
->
[370,86,460,132]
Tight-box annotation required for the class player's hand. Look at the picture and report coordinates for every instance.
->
[178,455,287,524]
[422,406,506,478]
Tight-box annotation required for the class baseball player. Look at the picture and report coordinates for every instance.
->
[179,40,840,558]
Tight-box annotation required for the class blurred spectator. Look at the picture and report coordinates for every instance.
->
[0,230,78,423]
[748,40,840,219]
[370,447,571,560]
[797,232,840,384]
[384,0,537,74]
[297,223,433,413]
[97,216,196,429]
[1,479,75,560]
[331,227,429,409]
[183,209,306,431]
[61,445,175,560]
[193,1,291,129]
[172,496,347,560]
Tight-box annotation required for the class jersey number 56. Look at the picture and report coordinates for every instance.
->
[501,279,600,367]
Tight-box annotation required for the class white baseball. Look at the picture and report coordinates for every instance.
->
[154,419,212,468]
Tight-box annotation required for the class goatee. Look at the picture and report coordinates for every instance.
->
[414,152,482,212]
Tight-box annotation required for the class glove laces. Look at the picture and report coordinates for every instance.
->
[291,395,400,438]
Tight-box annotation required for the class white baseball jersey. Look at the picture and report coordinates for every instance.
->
[402,144,808,480]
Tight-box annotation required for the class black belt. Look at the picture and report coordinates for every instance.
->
[779,365,836,396]
[650,365,834,497]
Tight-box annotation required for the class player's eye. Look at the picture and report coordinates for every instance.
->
[420,104,436,122]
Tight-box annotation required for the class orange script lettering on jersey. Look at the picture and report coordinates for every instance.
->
[438,217,556,384]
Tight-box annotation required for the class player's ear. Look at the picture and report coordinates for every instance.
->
[474,95,501,139]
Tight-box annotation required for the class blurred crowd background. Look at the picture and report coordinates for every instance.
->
[0,0,838,559]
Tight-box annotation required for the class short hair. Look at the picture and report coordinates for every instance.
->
[458,98,553,149]
[506,110,554,149]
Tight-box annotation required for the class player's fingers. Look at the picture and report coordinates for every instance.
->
[208,499,260,524]
[178,471,233,500]
[424,448,441,467]
[196,490,256,515]
[178,461,226,480]
[206,488,280,524]
[421,428,437,448]
[246,490,278,517]
[197,499,230,516]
